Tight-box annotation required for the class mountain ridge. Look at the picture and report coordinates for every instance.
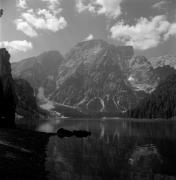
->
[12,50,65,97]
[52,39,145,114]
[11,39,176,117]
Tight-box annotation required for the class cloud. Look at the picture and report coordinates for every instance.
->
[42,0,63,14]
[85,34,94,41]
[164,23,176,39]
[0,40,33,54]
[0,9,3,17]
[15,0,67,37]
[152,0,167,9]
[21,9,67,32]
[76,0,123,19]
[110,15,176,50]
[16,0,27,9]
[14,19,38,37]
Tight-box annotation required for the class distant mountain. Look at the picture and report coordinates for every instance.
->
[10,40,176,117]
[12,50,64,97]
[149,55,176,69]
[127,56,159,93]
[127,56,176,93]
[51,39,147,114]
[127,73,176,119]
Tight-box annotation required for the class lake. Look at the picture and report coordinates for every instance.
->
[35,118,176,180]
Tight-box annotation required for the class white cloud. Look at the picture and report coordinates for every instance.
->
[16,0,27,9]
[152,1,167,9]
[21,9,67,32]
[15,19,38,37]
[85,34,94,41]
[164,23,176,39]
[15,0,67,37]
[0,40,33,54]
[76,0,95,13]
[42,0,63,14]
[110,15,176,50]
[76,0,123,19]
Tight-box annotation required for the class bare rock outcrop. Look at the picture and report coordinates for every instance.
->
[0,48,17,127]
[52,39,143,114]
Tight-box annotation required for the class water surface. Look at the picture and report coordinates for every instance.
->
[37,118,176,180]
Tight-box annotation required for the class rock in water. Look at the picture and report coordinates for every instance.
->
[57,128,73,137]
[57,128,91,138]
[0,48,17,128]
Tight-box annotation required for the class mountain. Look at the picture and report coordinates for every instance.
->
[127,73,176,119]
[52,40,147,114]
[149,55,176,69]
[12,50,64,97]
[0,48,45,127]
[127,56,176,93]
[10,39,176,117]
[0,48,17,127]
[127,56,159,93]
[14,78,39,119]
[51,40,176,116]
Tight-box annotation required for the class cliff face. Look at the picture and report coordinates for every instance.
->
[7,39,176,117]
[127,56,176,93]
[52,40,144,114]
[127,73,176,119]
[14,79,38,119]
[12,50,64,98]
[149,55,176,69]
[51,40,176,115]
[127,56,159,93]
[0,48,17,127]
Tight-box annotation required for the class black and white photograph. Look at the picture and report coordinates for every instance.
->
[0,0,176,179]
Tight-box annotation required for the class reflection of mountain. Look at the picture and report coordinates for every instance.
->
[129,144,163,179]
[45,120,176,180]
[129,144,162,167]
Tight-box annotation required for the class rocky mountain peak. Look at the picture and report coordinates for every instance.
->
[57,40,134,87]
[65,39,134,66]
[149,55,176,69]
[127,56,158,93]
[129,56,151,68]
[52,40,141,114]
[0,48,11,77]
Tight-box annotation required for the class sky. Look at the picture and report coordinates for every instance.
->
[0,0,176,62]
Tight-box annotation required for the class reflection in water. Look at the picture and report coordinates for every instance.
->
[129,144,163,180]
[100,123,105,139]
[41,119,176,180]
